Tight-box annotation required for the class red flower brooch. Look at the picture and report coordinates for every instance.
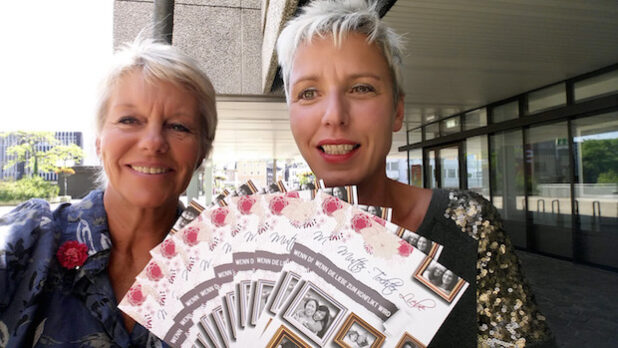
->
[56,240,88,269]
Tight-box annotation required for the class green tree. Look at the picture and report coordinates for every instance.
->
[1,131,83,178]
[2,131,57,176]
[581,138,618,183]
[50,143,84,195]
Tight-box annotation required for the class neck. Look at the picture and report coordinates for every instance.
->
[355,170,433,231]
[103,189,177,256]
[356,173,394,207]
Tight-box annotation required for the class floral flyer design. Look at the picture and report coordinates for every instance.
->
[119,184,468,348]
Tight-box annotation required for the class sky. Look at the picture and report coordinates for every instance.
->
[0,1,113,164]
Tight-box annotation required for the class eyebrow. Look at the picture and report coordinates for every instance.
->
[292,73,384,86]
[291,75,319,86]
[110,104,196,118]
[348,73,383,81]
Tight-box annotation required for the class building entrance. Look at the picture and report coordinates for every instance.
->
[423,143,463,189]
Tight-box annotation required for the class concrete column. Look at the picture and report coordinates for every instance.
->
[203,159,214,206]
[186,170,199,203]
[153,0,175,43]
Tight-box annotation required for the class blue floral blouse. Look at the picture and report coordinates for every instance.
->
[0,190,169,347]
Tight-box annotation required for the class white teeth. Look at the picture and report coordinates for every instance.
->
[321,144,356,155]
[132,166,170,174]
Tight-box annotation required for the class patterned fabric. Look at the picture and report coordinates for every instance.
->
[442,190,554,348]
[0,190,168,347]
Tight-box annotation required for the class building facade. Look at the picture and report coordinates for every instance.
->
[401,66,618,270]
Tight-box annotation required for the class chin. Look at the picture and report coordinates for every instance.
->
[316,170,361,187]
[129,191,179,209]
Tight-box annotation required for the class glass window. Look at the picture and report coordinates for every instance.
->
[491,100,519,123]
[440,116,460,136]
[574,69,618,102]
[439,146,460,189]
[386,158,407,183]
[423,113,438,124]
[424,123,439,140]
[572,112,618,268]
[466,136,489,200]
[526,122,572,257]
[527,83,566,114]
[409,128,422,144]
[425,150,436,188]
[463,108,487,131]
[409,149,423,187]
[490,130,526,247]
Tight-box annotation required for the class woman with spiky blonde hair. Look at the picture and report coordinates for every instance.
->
[277,1,555,346]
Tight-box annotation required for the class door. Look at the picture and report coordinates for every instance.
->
[424,143,463,189]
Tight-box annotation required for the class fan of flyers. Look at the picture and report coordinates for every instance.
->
[119,180,469,348]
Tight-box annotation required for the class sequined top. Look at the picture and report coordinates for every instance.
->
[415,189,555,348]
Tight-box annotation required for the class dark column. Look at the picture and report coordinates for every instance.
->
[153,0,175,44]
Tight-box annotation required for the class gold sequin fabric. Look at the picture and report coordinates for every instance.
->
[444,191,554,348]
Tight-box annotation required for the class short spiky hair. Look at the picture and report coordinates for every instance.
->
[276,0,404,103]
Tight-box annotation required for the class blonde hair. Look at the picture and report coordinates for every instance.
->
[276,0,404,103]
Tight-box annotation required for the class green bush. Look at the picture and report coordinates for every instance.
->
[597,170,618,184]
[0,176,59,202]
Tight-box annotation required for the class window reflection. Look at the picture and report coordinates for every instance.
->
[440,147,459,189]
[409,149,423,187]
[572,112,618,267]
[466,136,489,199]
[526,122,572,224]
[526,122,572,258]
[425,150,436,188]
[490,130,526,247]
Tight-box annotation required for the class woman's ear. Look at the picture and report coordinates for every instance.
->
[392,96,404,132]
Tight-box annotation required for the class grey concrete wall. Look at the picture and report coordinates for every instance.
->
[261,0,297,93]
[62,166,101,198]
[113,0,263,95]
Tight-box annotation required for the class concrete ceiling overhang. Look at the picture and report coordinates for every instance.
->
[211,0,618,162]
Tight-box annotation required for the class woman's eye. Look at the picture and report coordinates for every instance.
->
[117,116,138,125]
[298,88,318,100]
[169,123,191,133]
[351,85,375,94]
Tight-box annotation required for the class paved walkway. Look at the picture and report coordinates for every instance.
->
[516,250,618,348]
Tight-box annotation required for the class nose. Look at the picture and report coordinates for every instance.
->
[139,124,169,154]
[321,91,349,127]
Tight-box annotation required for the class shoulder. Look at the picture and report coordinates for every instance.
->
[1,198,56,257]
[1,198,59,316]
[438,189,502,241]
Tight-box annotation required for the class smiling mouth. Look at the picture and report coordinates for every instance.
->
[319,144,360,155]
[130,165,171,174]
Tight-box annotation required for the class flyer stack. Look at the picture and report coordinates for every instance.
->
[119,181,469,348]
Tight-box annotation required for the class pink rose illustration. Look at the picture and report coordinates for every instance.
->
[322,196,343,216]
[182,226,200,246]
[286,191,300,199]
[269,196,288,215]
[371,215,387,226]
[146,261,164,281]
[351,213,372,233]
[238,196,256,215]
[56,240,88,269]
[160,239,176,259]
[127,284,146,306]
[211,207,229,227]
[398,240,414,257]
